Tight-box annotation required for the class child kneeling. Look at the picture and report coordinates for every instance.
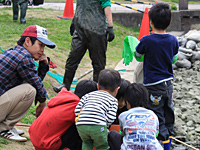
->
[75,69,121,150]
[29,80,97,150]
[108,83,163,150]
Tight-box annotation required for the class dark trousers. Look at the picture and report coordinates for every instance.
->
[63,29,107,90]
[146,80,174,141]
[12,0,28,22]
[59,123,82,150]
[108,130,123,150]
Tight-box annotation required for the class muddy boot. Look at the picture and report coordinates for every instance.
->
[53,70,76,93]
[20,1,27,24]
[12,0,19,20]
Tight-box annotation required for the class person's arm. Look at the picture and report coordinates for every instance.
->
[134,39,145,62]
[74,95,86,116]
[104,6,115,42]
[17,57,48,105]
[106,101,118,126]
[172,37,179,64]
[36,102,46,117]
[38,54,50,80]
[155,114,160,137]
[104,6,113,27]
[118,113,124,135]
[172,54,178,64]
[100,0,115,41]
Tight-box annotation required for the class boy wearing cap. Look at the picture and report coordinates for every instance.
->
[0,25,56,142]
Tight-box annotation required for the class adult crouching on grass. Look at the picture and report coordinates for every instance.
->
[0,25,56,142]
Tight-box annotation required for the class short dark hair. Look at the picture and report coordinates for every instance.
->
[116,79,131,100]
[124,83,149,108]
[17,36,37,46]
[98,69,121,92]
[74,80,97,98]
[149,2,171,30]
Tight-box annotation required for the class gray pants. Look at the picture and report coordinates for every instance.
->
[12,0,28,23]
[0,83,36,132]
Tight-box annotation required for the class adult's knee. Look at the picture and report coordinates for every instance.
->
[23,83,36,102]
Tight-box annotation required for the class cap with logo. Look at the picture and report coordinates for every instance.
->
[22,25,56,49]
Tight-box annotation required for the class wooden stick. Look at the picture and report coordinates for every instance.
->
[172,137,199,150]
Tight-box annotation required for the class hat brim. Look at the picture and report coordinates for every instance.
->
[37,37,56,49]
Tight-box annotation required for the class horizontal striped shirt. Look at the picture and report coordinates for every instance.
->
[75,90,118,126]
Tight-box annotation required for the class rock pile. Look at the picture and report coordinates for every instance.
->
[174,30,200,69]
[171,30,200,149]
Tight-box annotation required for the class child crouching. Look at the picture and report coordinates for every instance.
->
[108,83,163,150]
[75,69,121,150]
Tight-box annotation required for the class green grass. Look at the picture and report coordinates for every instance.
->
[0,7,139,125]
[20,105,37,124]
[0,138,10,148]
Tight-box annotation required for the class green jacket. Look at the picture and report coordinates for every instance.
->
[74,0,111,35]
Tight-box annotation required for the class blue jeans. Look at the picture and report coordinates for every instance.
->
[146,80,174,141]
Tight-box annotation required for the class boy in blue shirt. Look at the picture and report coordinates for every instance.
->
[135,2,179,150]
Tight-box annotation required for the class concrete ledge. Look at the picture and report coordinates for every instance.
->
[112,10,200,32]
[115,58,143,83]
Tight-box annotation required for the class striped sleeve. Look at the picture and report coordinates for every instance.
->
[106,99,118,126]
[74,95,87,116]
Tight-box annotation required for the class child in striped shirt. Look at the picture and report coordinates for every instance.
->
[75,69,121,150]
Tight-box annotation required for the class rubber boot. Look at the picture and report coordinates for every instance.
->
[163,139,171,150]
[169,136,172,143]
[53,70,76,93]
[20,1,27,24]
[93,71,99,82]
[169,136,172,148]
[93,70,101,83]
[53,84,65,93]
[12,0,19,20]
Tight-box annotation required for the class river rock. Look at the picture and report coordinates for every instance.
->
[186,40,196,50]
[191,51,200,62]
[177,36,187,47]
[184,30,200,42]
[195,42,200,51]
[175,59,192,69]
